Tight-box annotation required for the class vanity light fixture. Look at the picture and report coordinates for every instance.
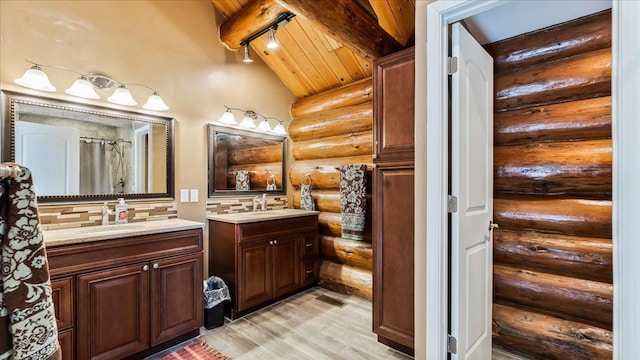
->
[217,106,287,135]
[238,12,295,64]
[14,59,170,111]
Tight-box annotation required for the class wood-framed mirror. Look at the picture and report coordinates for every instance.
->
[207,124,286,196]
[1,90,175,202]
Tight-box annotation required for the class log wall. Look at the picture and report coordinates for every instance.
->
[486,10,613,359]
[288,79,374,300]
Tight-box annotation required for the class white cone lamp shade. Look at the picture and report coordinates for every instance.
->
[257,119,272,132]
[108,85,137,106]
[65,77,100,99]
[272,122,287,135]
[143,92,169,111]
[267,28,278,49]
[239,114,257,129]
[15,66,56,92]
[218,110,237,125]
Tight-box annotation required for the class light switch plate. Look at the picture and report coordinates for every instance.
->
[180,189,189,203]
[190,189,199,202]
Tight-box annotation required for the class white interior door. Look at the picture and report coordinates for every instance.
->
[15,121,79,195]
[450,22,494,360]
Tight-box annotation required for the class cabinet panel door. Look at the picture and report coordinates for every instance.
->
[373,47,415,162]
[150,253,203,345]
[58,329,73,360]
[273,236,301,298]
[77,263,149,360]
[238,241,272,311]
[373,165,415,348]
[51,277,74,330]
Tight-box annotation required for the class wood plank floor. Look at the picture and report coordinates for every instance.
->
[147,287,529,359]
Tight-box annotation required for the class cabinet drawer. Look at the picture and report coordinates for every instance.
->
[238,216,317,242]
[301,231,318,258]
[51,277,73,330]
[58,329,73,360]
[301,258,319,287]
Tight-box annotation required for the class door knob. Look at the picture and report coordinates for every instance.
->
[489,221,499,231]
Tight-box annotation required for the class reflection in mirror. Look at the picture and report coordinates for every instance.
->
[1,91,174,202]
[208,124,286,196]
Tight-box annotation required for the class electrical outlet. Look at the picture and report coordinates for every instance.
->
[190,189,199,202]
[180,189,189,203]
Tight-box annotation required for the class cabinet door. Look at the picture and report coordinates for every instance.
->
[373,47,415,162]
[77,263,149,360]
[272,236,301,298]
[51,277,73,330]
[58,329,73,360]
[373,165,415,348]
[238,240,272,311]
[150,253,203,346]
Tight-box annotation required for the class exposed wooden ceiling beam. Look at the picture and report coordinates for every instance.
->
[274,0,403,60]
[218,0,288,51]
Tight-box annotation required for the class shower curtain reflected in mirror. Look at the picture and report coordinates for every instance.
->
[79,141,113,194]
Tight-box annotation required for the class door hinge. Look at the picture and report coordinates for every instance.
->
[448,56,458,75]
[447,195,458,213]
[447,334,458,354]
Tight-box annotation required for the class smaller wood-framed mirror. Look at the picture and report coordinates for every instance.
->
[207,124,286,196]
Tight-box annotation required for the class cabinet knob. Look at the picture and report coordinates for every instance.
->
[372,154,377,159]
[269,241,274,245]
[305,243,313,247]
[305,269,314,275]
[143,265,149,271]
[153,263,159,269]
[274,240,278,245]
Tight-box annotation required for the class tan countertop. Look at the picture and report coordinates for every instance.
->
[207,208,319,224]
[43,218,204,247]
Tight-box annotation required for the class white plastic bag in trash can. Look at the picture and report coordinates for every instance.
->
[204,276,231,309]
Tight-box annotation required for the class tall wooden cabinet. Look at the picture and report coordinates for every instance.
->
[372,46,415,355]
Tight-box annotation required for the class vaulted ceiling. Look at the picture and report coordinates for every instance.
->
[210,0,415,99]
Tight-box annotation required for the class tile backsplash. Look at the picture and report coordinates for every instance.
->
[206,195,288,215]
[38,200,177,231]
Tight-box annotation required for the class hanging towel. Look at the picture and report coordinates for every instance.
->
[0,164,61,360]
[300,174,315,211]
[339,164,367,240]
[235,170,250,191]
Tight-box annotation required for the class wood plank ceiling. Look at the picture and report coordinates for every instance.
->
[210,0,415,99]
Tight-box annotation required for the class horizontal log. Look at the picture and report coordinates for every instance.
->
[494,229,612,283]
[319,260,372,300]
[275,0,402,60]
[494,197,612,238]
[493,303,612,359]
[227,163,283,189]
[485,10,611,73]
[228,144,283,165]
[495,48,611,111]
[320,235,372,269]
[318,211,371,241]
[288,102,372,141]
[494,96,611,146]
[292,131,372,160]
[290,77,373,118]
[494,264,612,330]
[289,155,372,190]
[494,139,612,196]
[218,0,288,51]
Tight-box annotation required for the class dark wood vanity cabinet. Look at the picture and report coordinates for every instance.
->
[47,228,204,360]
[209,215,319,319]
[373,46,415,354]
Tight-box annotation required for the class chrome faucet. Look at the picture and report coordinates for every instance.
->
[253,196,261,212]
[102,202,114,225]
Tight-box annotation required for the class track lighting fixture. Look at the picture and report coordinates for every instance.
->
[216,106,287,136]
[14,59,170,111]
[242,44,254,63]
[239,12,295,64]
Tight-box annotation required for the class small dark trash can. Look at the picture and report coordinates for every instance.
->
[203,276,231,330]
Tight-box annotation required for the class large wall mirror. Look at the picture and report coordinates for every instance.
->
[1,90,174,202]
[208,124,286,196]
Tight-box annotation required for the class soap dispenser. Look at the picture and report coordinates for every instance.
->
[115,198,128,224]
